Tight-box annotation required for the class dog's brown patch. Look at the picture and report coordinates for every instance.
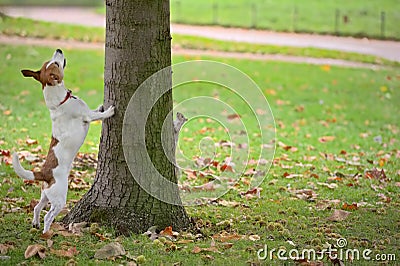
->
[21,61,63,89]
[33,137,59,187]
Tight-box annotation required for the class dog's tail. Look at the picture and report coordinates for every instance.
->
[12,153,35,180]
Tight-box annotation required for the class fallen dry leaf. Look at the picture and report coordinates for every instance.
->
[25,244,46,259]
[40,230,54,240]
[94,242,126,259]
[191,245,219,254]
[317,182,338,189]
[240,187,263,199]
[327,209,350,222]
[0,243,12,254]
[283,172,304,179]
[318,136,335,143]
[248,234,260,241]
[227,113,241,120]
[51,247,79,258]
[341,203,358,211]
[160,226,174,237]
[321,65,331,72]
[212,232,244,242]
[291,188,318,201]
[220,163,234,172]
[217,199,241,207]
[25,138,38,145]
[3,110,12,116]
[68,222,88,235]
[365,168,388,181]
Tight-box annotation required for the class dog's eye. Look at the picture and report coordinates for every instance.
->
[63,59,67,69]
[54,62,60,67]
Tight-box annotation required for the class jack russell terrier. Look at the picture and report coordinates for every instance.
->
[12,49,115,233]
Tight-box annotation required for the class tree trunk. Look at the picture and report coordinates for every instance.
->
[63,0,190,235]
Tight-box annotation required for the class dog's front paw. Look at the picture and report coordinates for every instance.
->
[105,105,115,118]
[96,104,105,112]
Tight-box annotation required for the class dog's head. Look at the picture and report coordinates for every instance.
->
[21,49,67,89]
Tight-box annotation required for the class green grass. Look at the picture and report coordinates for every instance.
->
[1,15,398,67]
[1,0,399,39]
[0,15,105,42]
[0,0,102,6]
[0,45,399,265]
[170,0,400,40]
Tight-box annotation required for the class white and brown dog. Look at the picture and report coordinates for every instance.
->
[12,49,114,233]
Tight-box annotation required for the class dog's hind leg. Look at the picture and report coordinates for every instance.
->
[33,192,49,229]
[43,200,64,234]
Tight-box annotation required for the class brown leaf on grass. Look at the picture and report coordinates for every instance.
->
[24,244,46,259]
[0,243,13,254]
[1,149,12,165]
[94,232,110,241]
[341,203,358,211]
[220,164,234,172]
[192,181,219,191]
[240,187,262,199]
[40,230,54,240]
[321,65,331,72]
[248,234,261,241]
[1,149,10,157]
[49,222,81,238]
[217,140,235,148]
[317,182,338,189]
[47,240,54,248]
[212,232,244,242]
[26,199,38,212]
[3,110,12,116]
[365,168,388,181]
[318,136,335,143]
[217,199,241,208]
[25,138,38,145]
[283,172,304,179]
[192,246,202,254]
[377,193,391,203]
[160,226,179,238]
[327,209,350,222]
[94,242,126,259]
[294,258,324,266]
[191,245,219,254]
[51,247,79,258]
[291,189,318,201]
[278,141,298,152]
[68,222,88,235]
[69,176,91,190]
[227,113,241,120]
[315,199,341,210]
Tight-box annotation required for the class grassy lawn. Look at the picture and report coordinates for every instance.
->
[1,0,399,39]
[0,15,398,68]
[170,0,400,40]
[0,0,102,6]
[0,44,399,265]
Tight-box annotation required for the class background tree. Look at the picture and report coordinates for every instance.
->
[63,0,190,234]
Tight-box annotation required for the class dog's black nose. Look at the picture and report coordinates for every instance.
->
[56,49,63,54]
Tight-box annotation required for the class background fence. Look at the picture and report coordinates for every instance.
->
[171,0,400,40]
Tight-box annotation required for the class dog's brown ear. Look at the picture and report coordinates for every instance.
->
[21,69,40,81]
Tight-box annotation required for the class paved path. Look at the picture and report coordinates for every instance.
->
[1,6,400,63]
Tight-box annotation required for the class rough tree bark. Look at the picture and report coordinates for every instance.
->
[63,0,190,234]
